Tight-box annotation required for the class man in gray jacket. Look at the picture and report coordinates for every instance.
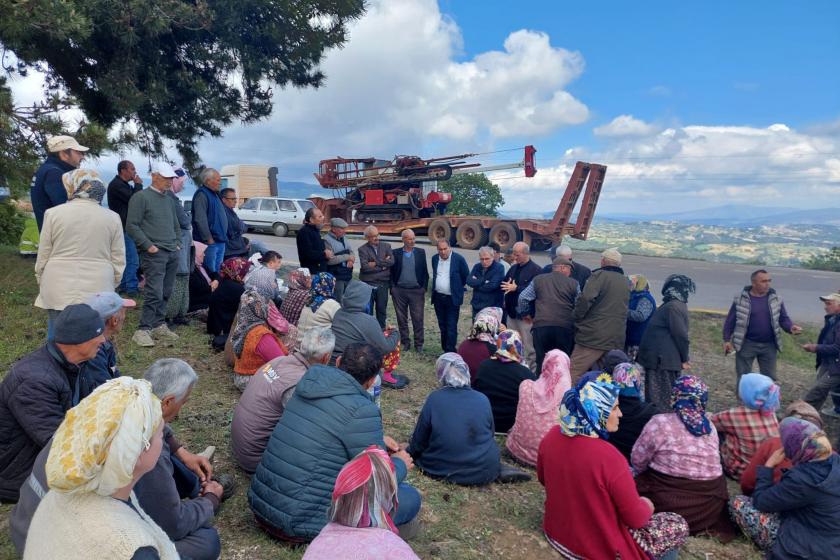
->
[358,225,394,328]
[324,217,355,303]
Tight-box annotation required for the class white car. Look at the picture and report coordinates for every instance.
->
[235,197,316,237]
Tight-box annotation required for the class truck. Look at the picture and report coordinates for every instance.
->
[219,164,279,203]
[309,146,607,251]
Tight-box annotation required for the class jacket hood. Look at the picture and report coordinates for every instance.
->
[340,280,372,313]
[798,453,840,496]
[293,363,369,401]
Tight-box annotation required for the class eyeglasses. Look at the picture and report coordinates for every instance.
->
[224,197,237,201]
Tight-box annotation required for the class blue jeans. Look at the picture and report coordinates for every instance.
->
[118,233,140,292]
[393,483,421,526]
[204,242,226,273]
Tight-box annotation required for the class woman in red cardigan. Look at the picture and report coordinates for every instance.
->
[538,376,688,560]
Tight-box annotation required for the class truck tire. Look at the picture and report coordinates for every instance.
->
[427,219,452,245]
[272,223,289,237]
[489,222,519,252]
[455,221,488,250]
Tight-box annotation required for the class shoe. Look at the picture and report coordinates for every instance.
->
[396,515,423,540]
[381,371,410,390]
[131,329,155,347]
[172,316,190,326]
[151,324,180,340]
[401,344,410,353]
[497,463,532,484]
[821,407,840,419]
[213,474,237,501]
[198,445,216,462]
[414,345,424,353]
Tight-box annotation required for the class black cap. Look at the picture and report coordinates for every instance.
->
[53,304,105,345]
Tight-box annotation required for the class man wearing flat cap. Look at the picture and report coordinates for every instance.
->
[802,292,840,414]
[30,135,89,231]
[324,217,355,304]
[0,303,106,502]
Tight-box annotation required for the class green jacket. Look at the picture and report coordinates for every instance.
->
[573,266,630,350]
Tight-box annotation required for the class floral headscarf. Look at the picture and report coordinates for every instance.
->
[62,169,106,203]
[309,272,336,312]
[469,306,503,344]
[662,274,696,304]
[531,350,572,414]
[288,268,311,291]
[220,257,251,283]
[780,417,833,466]
[784,400,822,429]
[494,329,523,363]
[329,446,398,533]
[671,375,712,437]
[230,290,288,357]
[558,375,619,440]
[738,373,781,415]
[436,352,471,388]
[612,362,643,398]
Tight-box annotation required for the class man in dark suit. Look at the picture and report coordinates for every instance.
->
[390,229,428,352]
[431,240,470,352]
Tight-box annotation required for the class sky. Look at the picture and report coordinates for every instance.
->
[8,0,840,214]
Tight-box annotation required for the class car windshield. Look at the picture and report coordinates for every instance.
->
[297,200,315,211]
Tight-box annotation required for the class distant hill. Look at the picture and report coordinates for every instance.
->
[595,204,840,227]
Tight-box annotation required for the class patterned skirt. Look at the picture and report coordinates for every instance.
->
[729,494,779,551]
[166,273,190,320]
[382,334,401,373]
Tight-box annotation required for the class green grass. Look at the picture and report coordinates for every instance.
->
[2,245,827,559]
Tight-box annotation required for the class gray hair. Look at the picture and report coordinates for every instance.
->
[556,244,572,258]
[401,229,415,240]
[143,358,198,400]
[199,167,219,184]
[478,246,494,258]
[513,241,529,254]
[364,225,379,238]
[300,326,335,361]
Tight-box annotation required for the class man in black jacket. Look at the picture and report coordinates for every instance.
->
[108,160,144,295]
[803,293,840,413]
[0,304,105,502]
[501,241,543,372]
[296,207,332,273]
[391,229,429,352]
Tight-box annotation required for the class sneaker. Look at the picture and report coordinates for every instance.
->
[382,371,410,390]
[197,445,216,462]
[151,324,180,340]
[213,474,237,501]
[131,329,155,347]
[497,463,532,484]
[821,407,840,419]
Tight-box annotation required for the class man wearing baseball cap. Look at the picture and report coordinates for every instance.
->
[325,216,355,303]
[126,162,182,347]
[0,303,105,502]
[802,292,840,415]
[82,292,135,390]
[30,135,89,230]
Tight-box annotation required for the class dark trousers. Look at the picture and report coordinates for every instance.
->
[170,453,222,560]
[391,286,425,349]
[532,324,574,374]
[803,365,840,411]
[735,340,778,379]
[367,280,391,328]
[139,249,178,330]
[433,293,460,352]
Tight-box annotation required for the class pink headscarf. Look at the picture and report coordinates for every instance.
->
[529,349,572,414]
[171,166,187,193]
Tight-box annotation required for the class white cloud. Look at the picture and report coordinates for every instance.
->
[594,115,659,138]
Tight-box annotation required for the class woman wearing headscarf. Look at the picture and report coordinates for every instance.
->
[244,250,283,304]
[207,256,250,342]
[303,447,420,559]
[24,377,177,560]
[506,349,573,466]
[626,275,657,361]
[297,272,341,341]
[188,241,216,315]
[407,353,529,485]
[739,400,823,495]
[473,330,537,433]
[231,289,298,391]
[164,167,193,326]
[729,416,840,557]
[637,274,696,408]
[457,306,504,385]
[712,372,781,479]
[279,268,311,325]
[606,362,661,461]
[538,377,689,560]
[632,375,736,541]
[35,169,125,339]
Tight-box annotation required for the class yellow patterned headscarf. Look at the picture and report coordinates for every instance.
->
[61,168,106,203]
[46,377,162,496]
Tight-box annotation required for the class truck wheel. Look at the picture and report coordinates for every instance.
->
[427,219,452,245]
[455,221,488,250]
[273,223,289,237]
[531,238,552,251]
[489,223,519,252]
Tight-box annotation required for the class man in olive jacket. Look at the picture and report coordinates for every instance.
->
[570,248,629,381]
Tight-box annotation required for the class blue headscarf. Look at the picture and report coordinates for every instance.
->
[671,375,712,437]
[558,375,619,440]
[738,373,781,416]
[308,272,336,312]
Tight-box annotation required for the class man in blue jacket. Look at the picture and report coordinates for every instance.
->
[30,135,88,230]
[249,343,421,542]
[431,240,470,352]
[191,168,228,273]
[467,246,505,318]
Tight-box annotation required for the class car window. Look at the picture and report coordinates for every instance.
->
[297,200,315,211]
[277,199,296,212]
[220,178,229,189]
[240,199,258,210]
[260,199,277,212]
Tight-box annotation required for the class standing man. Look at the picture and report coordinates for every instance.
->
[570,248,630,380]
[467,246,505,318]
[358,225,394,328]
[431,240,470,352]
[126,162,182,347]
[391,229,428,352]
[191,168,228,274]
[517,256,579,373]
[489,242,510,274]
[501,241,542,372]
[542,245,592,289]
[30,135,88,230]
[220,188,249,259]
[324,217,355,303]
[723,269,801,381]
[802,293,840,413]
[296,207,332,274]
[108,160,144,295]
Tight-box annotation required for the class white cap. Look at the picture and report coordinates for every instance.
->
[47,135,89,153]
[151,161,178,178]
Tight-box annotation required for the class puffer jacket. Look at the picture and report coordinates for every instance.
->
[0,344,82,501]
[248,364,406,539]
[573,266,629,350]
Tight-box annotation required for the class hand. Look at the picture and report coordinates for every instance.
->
[392,449,414,470]
[802,343,817,353]
[132,174,143,185]
[176,449,213,482]
[200,480,224,500]
[723,341,734,355]
[640,496,655,514]
[765,448,787,468]
[681,362,691,370]
[206,238,215,245]
[147,245,159,254]
[384,254,392,261]
[324,248,334,258]
[383,436,400,453]
[498,323,507,333]
[500,279,517,293]
[367,260,376,268]
[791,325,803,335]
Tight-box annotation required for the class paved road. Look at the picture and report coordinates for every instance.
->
[248,232,840,324]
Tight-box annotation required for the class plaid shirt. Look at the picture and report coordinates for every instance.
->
[712,405,779,479]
